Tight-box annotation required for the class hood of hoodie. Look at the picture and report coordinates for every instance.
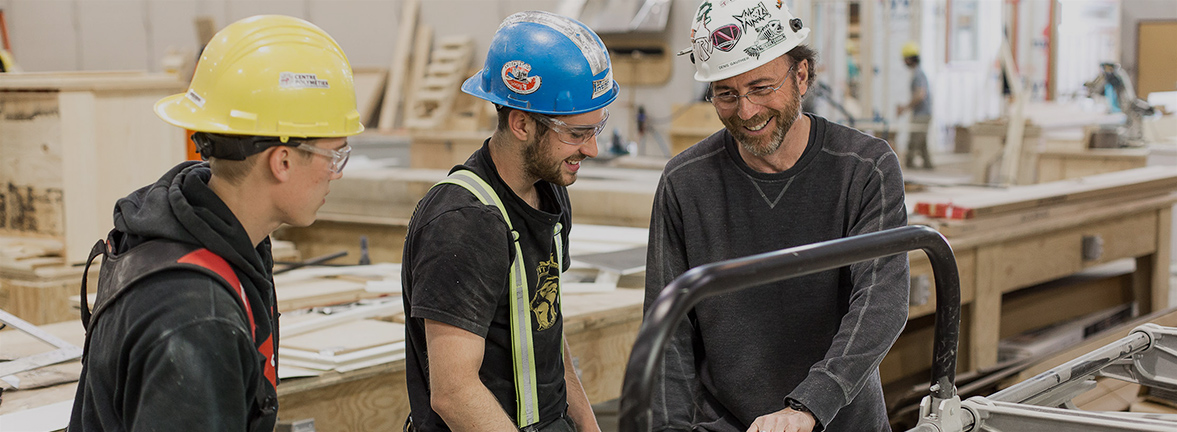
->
[112,161,274,292]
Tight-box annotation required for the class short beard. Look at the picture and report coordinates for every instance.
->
[522,132,574,187]
[721,79,802,157]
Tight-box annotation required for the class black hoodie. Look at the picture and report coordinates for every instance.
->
[68,161,280,432]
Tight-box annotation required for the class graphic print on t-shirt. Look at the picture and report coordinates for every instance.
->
[531,253,561,331]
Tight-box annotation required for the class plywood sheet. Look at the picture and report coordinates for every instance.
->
[280,319,404,356]
[276,278,376,312]
[1138,21,1177,97]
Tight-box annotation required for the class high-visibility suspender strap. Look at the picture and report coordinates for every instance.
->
[435,170,542,428]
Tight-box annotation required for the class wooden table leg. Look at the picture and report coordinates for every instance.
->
[1135,206,1173,313]
[970,248,1002,370]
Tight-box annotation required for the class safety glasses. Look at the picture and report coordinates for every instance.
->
[529,109,610,146]
[295,142,351,174]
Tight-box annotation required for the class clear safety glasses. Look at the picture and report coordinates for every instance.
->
[530,109,610,146]
[295,143,351,174]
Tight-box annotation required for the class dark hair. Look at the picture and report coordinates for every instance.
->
[785,44,818,90]
[194,132,311,184]
[494,105,551,140]
[906,55,920,65]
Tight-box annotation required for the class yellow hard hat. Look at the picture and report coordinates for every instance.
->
[901,41,920,58]
[155,15,363,140]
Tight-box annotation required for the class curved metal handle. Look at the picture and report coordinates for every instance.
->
[618,225,961,432]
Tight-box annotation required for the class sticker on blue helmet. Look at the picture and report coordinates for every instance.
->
[592,71,613,99]
[502,60,541,94]
[500,11,608,76]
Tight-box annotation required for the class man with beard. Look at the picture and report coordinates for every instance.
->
[645,1,909,431]
[69,16,361,431]
[400,11,618,432]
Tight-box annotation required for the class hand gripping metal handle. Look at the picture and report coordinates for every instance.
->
[618,225,962,432]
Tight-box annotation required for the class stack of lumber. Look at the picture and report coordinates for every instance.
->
[0,236,96,325]
[279,316,405,374]
[913,166,1177,237]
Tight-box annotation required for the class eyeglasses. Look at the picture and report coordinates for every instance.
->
[530,109,610,146]
[295,142,351,173]
[706,63,797,110]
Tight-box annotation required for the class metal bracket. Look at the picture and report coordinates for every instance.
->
[0,309,83,377]
[1098,324,1177,392]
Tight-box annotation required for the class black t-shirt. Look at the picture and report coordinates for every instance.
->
[402,141,572,431]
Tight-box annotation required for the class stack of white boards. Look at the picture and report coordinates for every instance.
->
[279,317,406,374]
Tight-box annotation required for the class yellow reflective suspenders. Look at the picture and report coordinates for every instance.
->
[434,169,561,429]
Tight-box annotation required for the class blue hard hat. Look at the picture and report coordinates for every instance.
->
[462,11,620,116]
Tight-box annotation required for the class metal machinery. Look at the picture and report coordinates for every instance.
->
[1084,62,1157,147]
[615,225,1177,432]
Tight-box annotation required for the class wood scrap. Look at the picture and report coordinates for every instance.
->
[352,67,389,128]
[402,24,433,127]
[378,0,420,132]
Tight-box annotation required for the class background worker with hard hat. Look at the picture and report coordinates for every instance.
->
[645,1,909,431]
[400,10,618,432]
[897,41,934,169]
[68,15,361,432]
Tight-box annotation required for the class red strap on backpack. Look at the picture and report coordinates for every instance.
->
[178,249,277,387]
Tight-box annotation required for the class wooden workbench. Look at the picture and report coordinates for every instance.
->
[896,186,1175,374]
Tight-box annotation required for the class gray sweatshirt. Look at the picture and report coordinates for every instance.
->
[644,114,909,431]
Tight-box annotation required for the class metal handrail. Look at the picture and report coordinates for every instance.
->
[617,225,961,432]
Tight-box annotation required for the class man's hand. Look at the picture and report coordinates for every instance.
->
[745,407,816,432]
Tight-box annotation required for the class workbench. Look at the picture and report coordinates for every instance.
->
[896,185,1175,374]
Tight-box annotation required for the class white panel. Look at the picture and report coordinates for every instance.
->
[77,1,150,70]
[6,0,80,71]
[307,0,399,69]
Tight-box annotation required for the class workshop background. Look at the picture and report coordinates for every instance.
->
[1,0,1176,431]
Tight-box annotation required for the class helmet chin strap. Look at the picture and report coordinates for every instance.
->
[192,132,301,161]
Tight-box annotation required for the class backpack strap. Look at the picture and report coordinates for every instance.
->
[79,238,278,390]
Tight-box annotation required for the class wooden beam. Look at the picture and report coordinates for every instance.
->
[378,0,420,132]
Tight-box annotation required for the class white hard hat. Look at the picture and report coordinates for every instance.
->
[684,0,810,82]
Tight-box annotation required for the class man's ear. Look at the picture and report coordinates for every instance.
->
[796,59,810,97]
[508,109,534,141]
[267,145,294,182]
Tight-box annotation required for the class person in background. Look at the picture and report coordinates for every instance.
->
[646,1,910,431]
[897,41,934,169]
[68,15,361,431]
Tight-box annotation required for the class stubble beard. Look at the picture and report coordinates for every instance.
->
[523,133,577,187]
[722,80,802,158]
